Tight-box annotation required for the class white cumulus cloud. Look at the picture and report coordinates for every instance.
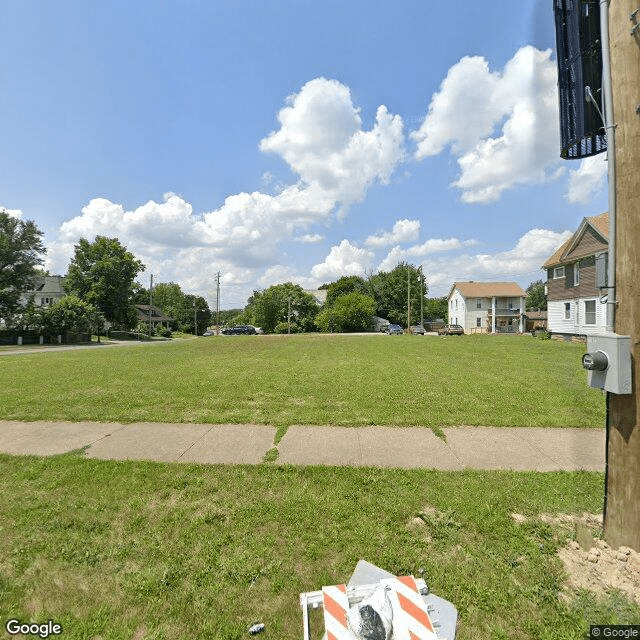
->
[377,237,474,271]
[411,46,561,203]
[311,240,374,282]
[295,233,325,243]
[365,219,420,247]
[260,78,406,211]
[566,155,608,204]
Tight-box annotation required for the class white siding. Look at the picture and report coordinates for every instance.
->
[464,297,489,333]
[548,298,607,335]
[448,289,467,331]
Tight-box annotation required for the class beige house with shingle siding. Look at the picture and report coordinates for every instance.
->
[447,282,526,334]
[542,212,608,340]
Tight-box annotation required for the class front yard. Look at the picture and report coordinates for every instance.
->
[0,334,604,428]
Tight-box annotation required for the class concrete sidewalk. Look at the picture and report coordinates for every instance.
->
[0,420,605,471]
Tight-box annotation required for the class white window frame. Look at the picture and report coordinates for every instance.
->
[574,263,580,286]
[584,300,596,325]
[476,317,482,327]
[476,298,482,309]
[554,266,565,278]
[564,302,571,320]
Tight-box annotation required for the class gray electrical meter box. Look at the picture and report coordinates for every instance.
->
[582,333,632,394]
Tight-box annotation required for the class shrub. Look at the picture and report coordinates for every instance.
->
[274,321,300,334]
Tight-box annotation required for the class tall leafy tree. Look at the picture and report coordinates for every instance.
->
[316,292,376,333]
[244,283,318,333]
[368,262,428,326]
[526,280,547,311]
[150,282,184,322]
[324,275,371,307]
[143,282,212,334]
[424,296,448,321]
[64,236,144,329]
[0,209,46,326]
[180,294,212,335]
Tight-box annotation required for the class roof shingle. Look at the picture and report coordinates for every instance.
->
[450,282,526,298]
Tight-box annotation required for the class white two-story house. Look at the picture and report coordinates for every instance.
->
[447,282,526,334]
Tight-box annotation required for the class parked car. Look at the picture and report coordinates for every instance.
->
[438,324,464,336]
[203,330,216,336]
[222,325,256,335]
[409,325,426,335]
[386,324,403,335]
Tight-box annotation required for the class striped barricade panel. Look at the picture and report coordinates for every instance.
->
[381,576,438,640]
[322,584,353,640]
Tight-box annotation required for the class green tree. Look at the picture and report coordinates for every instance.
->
[137,281,212,335]
[181,294,212,335]
[424,296,448,321]
[526,280,547,311]
[368,263,427,326]
[324,275,371,307]
[143,282,184,329]
[245,283,318,333]
[64,236,144,329]
[0,209,46,326]
[43,295,104,335]
[316,292,376,333]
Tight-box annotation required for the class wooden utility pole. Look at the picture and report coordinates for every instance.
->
[216,271,221,334]
[407,266,411,328]
[420,265,424,327]
[604,0,640,550]
[148,274,153,338]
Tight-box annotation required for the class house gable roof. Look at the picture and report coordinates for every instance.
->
[542,212,608,268]
[448,281,526,300]
[135,304,174,323]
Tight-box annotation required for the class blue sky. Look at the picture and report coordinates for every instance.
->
[1,1,608,308]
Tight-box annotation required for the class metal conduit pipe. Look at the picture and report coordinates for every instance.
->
[600,0,616,332]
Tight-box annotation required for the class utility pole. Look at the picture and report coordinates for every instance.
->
[420,265,424,328]
[407,266,411,328]
[193,298,198,337]
[288,297,291,334]
[216,271,221,335]
[603,0,640,551]
[148,274,153,338]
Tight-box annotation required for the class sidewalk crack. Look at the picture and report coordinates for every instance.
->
[176,425,216,461]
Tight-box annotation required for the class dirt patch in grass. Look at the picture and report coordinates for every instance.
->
[512,512,640,605]
[558,538,640,605]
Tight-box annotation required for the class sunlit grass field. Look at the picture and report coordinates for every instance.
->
[2,452,636,640]
[0,334,604,428]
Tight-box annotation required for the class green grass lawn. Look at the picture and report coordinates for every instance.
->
[1,453,636,639]
[0,334,603,428]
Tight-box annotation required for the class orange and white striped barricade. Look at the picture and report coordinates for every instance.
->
[321,584,352,640]
[299,576,434,640]
[381,576,438,640]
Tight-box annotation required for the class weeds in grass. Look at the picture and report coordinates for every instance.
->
[1,454,636,639]
[262,447,279,463]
